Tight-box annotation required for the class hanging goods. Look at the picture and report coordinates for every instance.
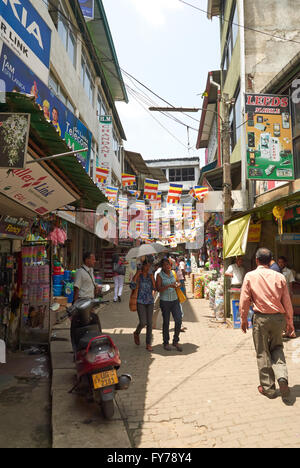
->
[273,205,285,235]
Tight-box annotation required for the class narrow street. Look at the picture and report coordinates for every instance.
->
[51,282,300,449]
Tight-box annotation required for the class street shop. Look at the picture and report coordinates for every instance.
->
[223,188,300,329]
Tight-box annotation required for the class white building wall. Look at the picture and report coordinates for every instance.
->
[31,0,123,184]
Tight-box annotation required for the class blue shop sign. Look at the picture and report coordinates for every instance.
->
[0,0,51,69]
[78,0,94,20]
[0,43,91,172]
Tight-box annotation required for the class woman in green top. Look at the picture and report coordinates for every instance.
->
[156,258,183,351]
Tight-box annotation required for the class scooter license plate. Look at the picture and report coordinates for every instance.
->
[92,370,118,389]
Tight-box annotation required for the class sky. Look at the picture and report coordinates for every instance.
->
[101,0,221,164]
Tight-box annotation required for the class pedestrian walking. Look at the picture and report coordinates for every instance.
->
[156,258,183,352]
[132,260,156,352]
[152,264,162,329]
[112,254,126,303]
[239,248,294,400]
[278,256,297,339]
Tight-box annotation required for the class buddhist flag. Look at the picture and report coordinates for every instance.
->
[105,186,118,203]
[167,183,183,204]
[127,189,140,199]
[194,186,209,200]
[144,178,159,200]
[122,173,136,187]
[96,166,109,184]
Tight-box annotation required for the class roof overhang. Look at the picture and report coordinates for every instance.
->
[125,151,168,183]
[196,71,221,150]
[86,0,128,104]
[207,0,222,19]
[1,93,107,211]
[70,1,127,140]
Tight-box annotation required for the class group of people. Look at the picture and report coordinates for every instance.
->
[132,255,189,353]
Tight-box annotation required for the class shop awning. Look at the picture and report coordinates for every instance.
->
[0,93,107,211]
[224,186,300,225]
[223,215,251,258]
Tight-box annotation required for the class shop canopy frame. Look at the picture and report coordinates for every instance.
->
[0,93,107,211]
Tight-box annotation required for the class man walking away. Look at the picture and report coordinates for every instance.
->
[239,248,294,400]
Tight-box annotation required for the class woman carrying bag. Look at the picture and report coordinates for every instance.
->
[131,260,156,352]
[156,258,184,352]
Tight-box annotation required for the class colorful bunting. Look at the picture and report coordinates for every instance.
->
[144,178,159,200]
[96,166,109,184]
[122,173,136,187]
[105,186,118,203]
[167,183,183,204]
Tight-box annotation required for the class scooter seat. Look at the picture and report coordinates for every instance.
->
[78,331,99,351]
[74,325,101,351]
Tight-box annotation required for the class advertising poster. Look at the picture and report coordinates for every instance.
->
[0,112,30,169]
[0,154,76,215]
[245,93,294,181]
[79,0,94,20]
[0,43,91,172]
[0,0,52,84]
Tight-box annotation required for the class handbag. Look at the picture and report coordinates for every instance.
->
[129,276,140,312]
[172,271,187,304]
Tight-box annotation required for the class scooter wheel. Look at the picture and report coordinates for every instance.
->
[101,400,115,420]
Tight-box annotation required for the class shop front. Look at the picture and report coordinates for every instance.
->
[223,188,300,329]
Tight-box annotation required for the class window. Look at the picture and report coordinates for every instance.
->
[221,2,238,72]
[169,167,195,182]
[81,52,94,105]
[49,72,75,115]
[57,3,77,67]
[97,93,107,117]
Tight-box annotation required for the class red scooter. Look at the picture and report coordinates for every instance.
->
[67,289,131,419]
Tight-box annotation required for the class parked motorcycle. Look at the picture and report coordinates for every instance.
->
[65,286,131,419]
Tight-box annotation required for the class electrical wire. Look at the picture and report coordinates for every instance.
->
[179,0,300,45]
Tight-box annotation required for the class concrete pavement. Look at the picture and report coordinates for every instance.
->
[50,281,300,448]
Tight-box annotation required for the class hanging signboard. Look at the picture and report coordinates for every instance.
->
[0,215,33,239]
[98,115,113,188]
[0,154,76,215]
[79,0,94,20]
[0,113,30,169]
[245,93,294,181]
[0,43,91,172]
[0,0,51,84]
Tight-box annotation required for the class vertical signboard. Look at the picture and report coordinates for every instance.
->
[245,93,294,181]
[0,0,51,84]
[98,115,113,188]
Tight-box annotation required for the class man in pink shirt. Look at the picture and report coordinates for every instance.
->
[240,248,294,400]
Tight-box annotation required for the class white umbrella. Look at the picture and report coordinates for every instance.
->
[126,243,168,260]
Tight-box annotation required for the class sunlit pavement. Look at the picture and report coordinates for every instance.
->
[103,280,300,449]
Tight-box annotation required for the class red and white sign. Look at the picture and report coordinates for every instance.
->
[0,154,76,215]
[98,115,113,187]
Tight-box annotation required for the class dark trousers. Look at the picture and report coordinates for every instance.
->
[160,299,182,345]
[135,303,154,345]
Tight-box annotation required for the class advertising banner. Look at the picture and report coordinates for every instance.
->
[0,154,76,215]
[0,43,91,172]
[78,0,94,20]
[0,0,51,84]
[245,93,294,181]
[0,112,30,168]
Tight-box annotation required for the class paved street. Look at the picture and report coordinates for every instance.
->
[51,280,300,449]
[106,281,300,449]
